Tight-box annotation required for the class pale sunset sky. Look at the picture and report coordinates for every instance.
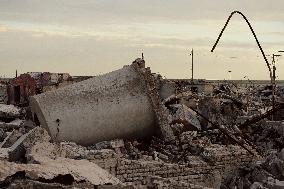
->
[0,0,284,80]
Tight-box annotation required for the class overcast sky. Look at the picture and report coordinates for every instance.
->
[0,0,284,79]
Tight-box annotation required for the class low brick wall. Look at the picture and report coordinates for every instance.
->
[94,144,258,187]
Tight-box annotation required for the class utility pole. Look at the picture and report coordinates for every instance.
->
[190,49,194,83]
[271,54,281,119]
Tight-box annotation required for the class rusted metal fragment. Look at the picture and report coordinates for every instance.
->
[239,103,284,130]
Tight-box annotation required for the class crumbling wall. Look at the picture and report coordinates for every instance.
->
[94,145,257,187]
[7,74,36,105]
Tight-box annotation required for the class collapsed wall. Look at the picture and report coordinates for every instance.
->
[30,59,161,146]
[94,144,257,187]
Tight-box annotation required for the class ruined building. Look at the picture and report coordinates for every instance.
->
[0,59,283,189]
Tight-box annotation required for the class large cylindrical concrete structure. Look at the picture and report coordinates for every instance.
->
[30,62,157,145]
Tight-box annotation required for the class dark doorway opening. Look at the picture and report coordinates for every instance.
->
[14,86,21,104]
[34,114,40,126]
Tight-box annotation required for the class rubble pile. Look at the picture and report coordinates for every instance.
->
[0,104,22,120]
[242,120,284,154]
[222,150,284,189]
[0,59,284,188]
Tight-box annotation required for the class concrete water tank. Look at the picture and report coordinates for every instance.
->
[30,61,158,145]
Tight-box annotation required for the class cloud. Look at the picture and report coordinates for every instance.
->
[0,0,283,79]
[1,0,284,26]
[0,26,8,32]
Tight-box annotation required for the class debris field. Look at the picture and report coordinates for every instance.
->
[0,58,284,189]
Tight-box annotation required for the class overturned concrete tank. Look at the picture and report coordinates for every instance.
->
[30,59,164,145]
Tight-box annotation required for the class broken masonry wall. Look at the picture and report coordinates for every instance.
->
[131,60,175,142]
[30,59,169,146]
[7,74,36,106]
[94,145,258,187]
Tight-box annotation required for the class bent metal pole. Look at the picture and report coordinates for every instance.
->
[211,11,275,112]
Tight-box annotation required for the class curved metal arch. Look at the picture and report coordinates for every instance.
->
[211,11,272,80]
